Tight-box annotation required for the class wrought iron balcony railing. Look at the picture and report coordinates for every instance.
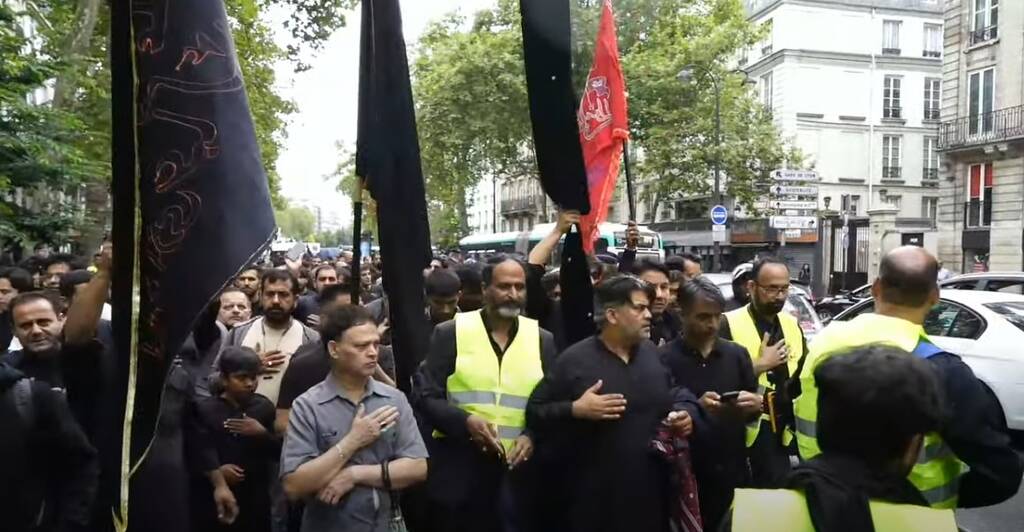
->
[969,25,998,47]
[938,105,1024,150]
[882,166,902,179]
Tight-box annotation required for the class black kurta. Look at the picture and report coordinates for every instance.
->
[527,335,702,532]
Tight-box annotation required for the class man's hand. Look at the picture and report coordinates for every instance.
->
[224,415,268,438]
[96,242,113,274]
[699,391,722,417]
[735,391,764,417]
[466,414,505,459]
[507,434,533,470]
[571,380,628,421]
[306,314,321,328]
[218,464,245,486]
[213,485,239,524]
[259,350,287,374]
[755,333,788,374]
[664,410,693,438]
[317,468,356,505]
[625,221,640,251]
[346,404,399,451]
[555,210,582,235]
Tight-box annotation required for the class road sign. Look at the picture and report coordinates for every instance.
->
[710,205,728,225]
[771,185,818,196]
[784,229,802,238]
[712,224,726,243]
[772,170,820,182]
[770,216,817,229]
[773,200,819,210]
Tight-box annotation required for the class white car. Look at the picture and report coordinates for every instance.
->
[831,289,1024,431]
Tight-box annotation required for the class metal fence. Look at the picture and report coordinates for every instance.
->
[939,105,1024,150]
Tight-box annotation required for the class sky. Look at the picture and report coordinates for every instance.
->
[270,0,496,230]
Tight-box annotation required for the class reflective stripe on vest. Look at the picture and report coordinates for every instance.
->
[439,310,544,453]
[725,305,804,447]
[731,488,957,532]
[792,313,966,509]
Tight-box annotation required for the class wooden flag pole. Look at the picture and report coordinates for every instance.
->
[350,179,365,304]
[623,140,637,221]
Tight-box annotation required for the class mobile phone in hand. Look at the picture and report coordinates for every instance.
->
[720,391,741,403]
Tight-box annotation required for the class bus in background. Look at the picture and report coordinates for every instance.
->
[459,222,665,263]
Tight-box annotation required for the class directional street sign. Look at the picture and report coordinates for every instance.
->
[784,229,802,238]
[773,170,820,182]
[770,216,817,229]
[773,200,819,210]
[771,185,819,196]
[710,205,728,226]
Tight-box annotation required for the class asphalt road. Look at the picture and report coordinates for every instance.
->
[957,483,1024,532]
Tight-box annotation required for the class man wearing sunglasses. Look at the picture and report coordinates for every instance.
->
[720,256,809,488]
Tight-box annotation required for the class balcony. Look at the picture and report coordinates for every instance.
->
[938,105,1024,151]
[922,50,941,58]
[883,106,903,120]
[923,168,938,180]
[882,166,902,179]
[969,25,998,47]
[501,197,539,214]
[924,108,940,121]
[882,47,901,56]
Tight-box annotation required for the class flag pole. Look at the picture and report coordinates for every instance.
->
[623,140,637,221]
[350,179,364,303]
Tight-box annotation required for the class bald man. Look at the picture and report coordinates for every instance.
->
[793,246,1022,508]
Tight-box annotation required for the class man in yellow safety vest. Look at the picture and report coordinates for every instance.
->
[720,256,808,487]
[416,256,558,532]
[793,246,1022,509]
[728,345,956,531]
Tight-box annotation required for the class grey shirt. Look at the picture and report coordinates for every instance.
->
[281,376,428,532]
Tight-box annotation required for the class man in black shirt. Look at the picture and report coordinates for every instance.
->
[0,266,33,353]
[527,275,701,532]
[636,261,681,346]
[659,277,761,530]
[293,264,342,327]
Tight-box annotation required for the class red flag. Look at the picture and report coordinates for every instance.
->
[577,0,629,254]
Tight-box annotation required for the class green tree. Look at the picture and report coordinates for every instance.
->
[0,4,104,246]
[275,206,317,240]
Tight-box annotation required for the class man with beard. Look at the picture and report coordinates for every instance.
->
[720,256,808,488]
[293,264,339,327]
[636,261,681,346]
[234,266,262,315]
[417,256,558,532]
[425,268,461,329]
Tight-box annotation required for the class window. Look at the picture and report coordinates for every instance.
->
[924,78,941,120]
[882,20,901,54]
[968,68,995,135]
[761,20,773,55]
[987,281,1024,296]
[923,136,939,180]
[883,76,902,118]
[882,136,902,178]
[923,24,942,57]
[923,197,938,221]
[966,162,994,227]
[924,302,985,339]
[985,302,1024,332]
[971,0,999,45]
[761,72,774,111]
[738,46,749,66]
[840,194,861,215]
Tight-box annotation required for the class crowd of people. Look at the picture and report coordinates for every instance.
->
[1,210,1022,532]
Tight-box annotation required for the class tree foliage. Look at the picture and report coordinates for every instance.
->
[274,205,317,240]
[412,0,800,236]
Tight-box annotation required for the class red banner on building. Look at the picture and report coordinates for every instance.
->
[578,0,629,253]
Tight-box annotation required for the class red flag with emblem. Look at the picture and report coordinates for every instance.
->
[578,0,629,254]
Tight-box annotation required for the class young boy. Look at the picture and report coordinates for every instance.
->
[190,346,279,532]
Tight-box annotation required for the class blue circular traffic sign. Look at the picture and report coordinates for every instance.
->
[710,205,728,225]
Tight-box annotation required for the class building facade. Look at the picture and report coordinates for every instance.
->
[937,0,1021,273]
[466,178,498,235]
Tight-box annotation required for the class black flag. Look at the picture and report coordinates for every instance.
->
[519,0,590,213]
[357,0,432,391]
[110,0,276,529]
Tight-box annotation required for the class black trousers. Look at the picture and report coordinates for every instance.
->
[748,422,792,488]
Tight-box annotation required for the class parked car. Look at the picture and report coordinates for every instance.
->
[703,273,825,340]
[814,283,872,322]
[830,289,1024,432]
[940,272,1024,295]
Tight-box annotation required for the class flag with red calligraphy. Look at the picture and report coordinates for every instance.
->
[577,0,629,254]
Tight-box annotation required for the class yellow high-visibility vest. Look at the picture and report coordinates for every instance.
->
[438,310,544,453]
[725,305,803,447]
[793,313,966,508]
[731,488,957,532]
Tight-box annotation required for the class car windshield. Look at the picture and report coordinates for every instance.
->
[983,302,1024,333]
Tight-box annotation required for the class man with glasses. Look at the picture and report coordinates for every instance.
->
[720,256,808,488]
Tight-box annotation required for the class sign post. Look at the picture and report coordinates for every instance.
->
[710,205,728,272]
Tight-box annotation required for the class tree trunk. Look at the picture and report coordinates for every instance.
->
[52,0,103,109]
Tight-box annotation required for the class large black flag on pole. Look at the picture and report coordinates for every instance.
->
[519,0,595,345]
[356,0,432,392]
[110,0,276,529]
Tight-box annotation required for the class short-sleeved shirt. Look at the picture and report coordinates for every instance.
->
[277,343,397,410]
[281,376,428,532]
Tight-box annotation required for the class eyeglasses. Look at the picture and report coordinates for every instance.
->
[755,283,790,296]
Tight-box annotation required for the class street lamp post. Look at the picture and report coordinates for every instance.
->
[678,65,755,273]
